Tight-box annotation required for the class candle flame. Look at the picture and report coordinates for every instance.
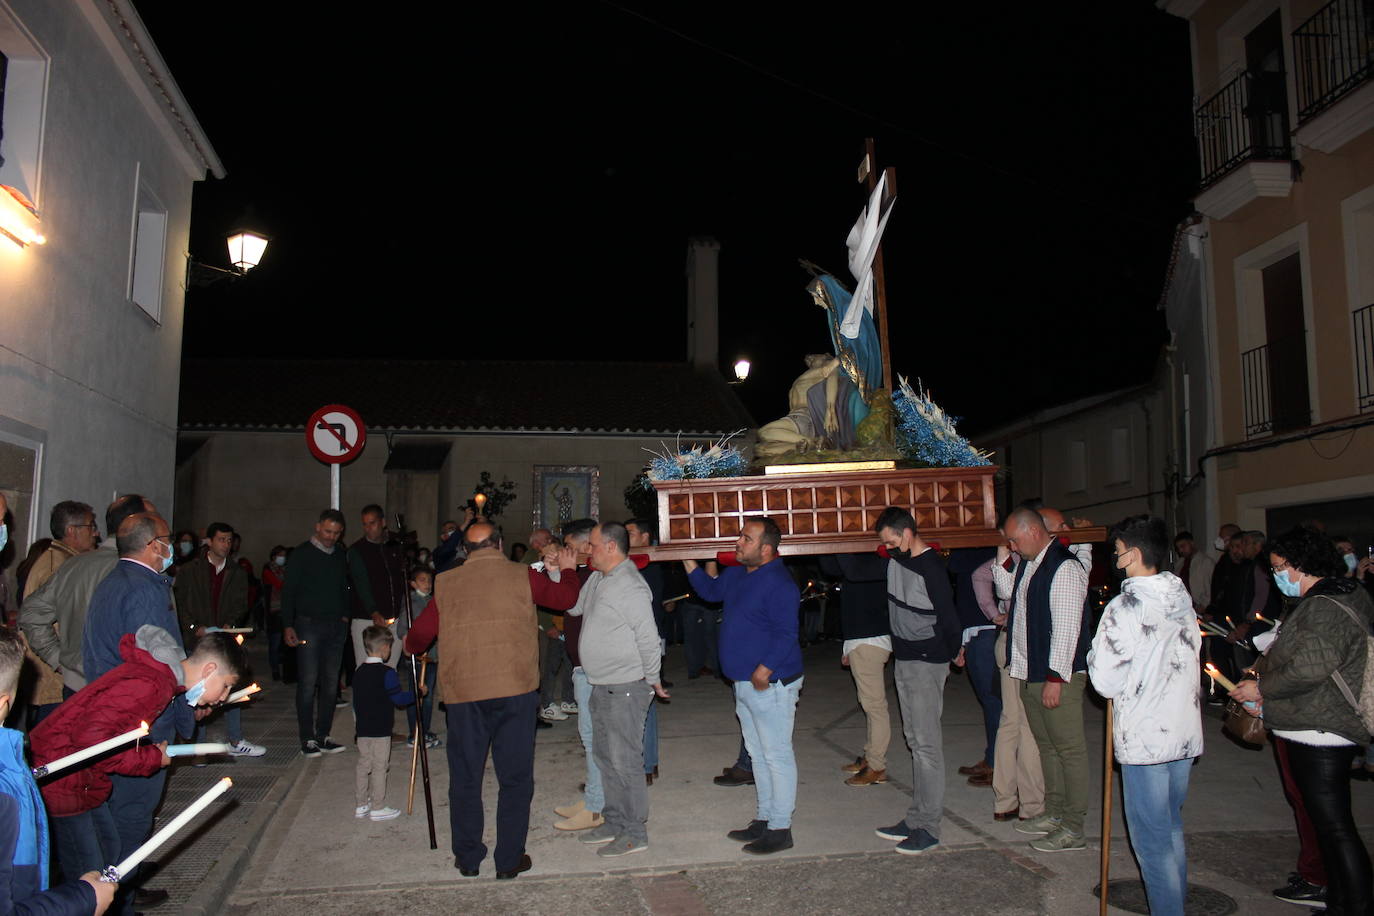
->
[1255,614,1271,624]
[1225,616,1234,626]
[1204,663,1218,673]
[222,777,233,788]
[234,635,244,645]
[139,721,149,733]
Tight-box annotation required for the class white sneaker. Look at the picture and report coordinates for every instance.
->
[560,701,579,715]
[541,704,568,721]
[369,806,401,821]
[354,803,371,818]
[229,740,267,758]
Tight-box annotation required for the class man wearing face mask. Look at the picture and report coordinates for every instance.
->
[82,512,199,914]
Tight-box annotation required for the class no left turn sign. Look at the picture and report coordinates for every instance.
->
[306,404,367,464]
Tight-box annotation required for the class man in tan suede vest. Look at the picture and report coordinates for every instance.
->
[404,521,580,880]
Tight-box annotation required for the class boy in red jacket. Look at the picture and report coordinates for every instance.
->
[29,628,245,887]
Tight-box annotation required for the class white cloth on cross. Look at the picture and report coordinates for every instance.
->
[842,170,896,339]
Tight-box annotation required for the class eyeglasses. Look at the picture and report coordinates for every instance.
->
[1271,559,1292,574]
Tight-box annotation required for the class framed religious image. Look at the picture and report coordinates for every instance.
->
[533,465,600,533]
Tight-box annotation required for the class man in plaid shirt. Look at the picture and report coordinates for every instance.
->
[992,508,1091,852]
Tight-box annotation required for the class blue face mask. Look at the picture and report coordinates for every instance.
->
[1274,568,1302,598]
[185,678,207,706]
[1346,554,1359,574]
[0,524,7,554]
[157,540,174,573]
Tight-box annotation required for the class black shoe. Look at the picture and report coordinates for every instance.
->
[318,738,347,754]
[301,740,322,758]
[714,766,755,787]
[742,828,793,855]
[496,854,532,879]
[1272,873,1326,906]
[453,858,479,878]
[134,887,169,907]
[727,819,768,842]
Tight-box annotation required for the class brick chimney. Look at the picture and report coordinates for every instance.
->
[686,237,720,373]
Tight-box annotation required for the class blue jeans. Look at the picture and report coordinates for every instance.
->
[52,803,119,882]
[964,629,1001,767]
[734,677,803,829]
[681,601,718,675]
[292,617,348,744]
[573,668,604,813]
[196,705,243,744]
[108,770,168,915]
[1121,758,1192,916]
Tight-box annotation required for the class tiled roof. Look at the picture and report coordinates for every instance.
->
[179,358,756,435]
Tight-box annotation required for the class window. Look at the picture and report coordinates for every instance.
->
[0,12,49,210]
[1108,427,1131,485]
[128,168,167,322]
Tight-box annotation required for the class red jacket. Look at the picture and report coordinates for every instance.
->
[29,634,179,817]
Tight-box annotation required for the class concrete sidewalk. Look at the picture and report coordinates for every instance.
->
[217,640,1374,914]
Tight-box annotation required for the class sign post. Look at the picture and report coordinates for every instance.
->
[306,404,366,509]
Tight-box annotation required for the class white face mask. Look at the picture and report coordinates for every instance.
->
[1214,536,1226,551]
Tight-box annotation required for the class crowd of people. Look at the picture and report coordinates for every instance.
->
[0,487,1372,913]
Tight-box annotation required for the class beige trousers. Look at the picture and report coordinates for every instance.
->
[848,643,892,772]
[991,631,1044,817]
[356,736,392,808]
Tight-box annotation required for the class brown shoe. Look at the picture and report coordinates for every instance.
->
[968,772,993,787]
[845,767,888,787]
[841,756,867,774]
[993,807,1019,822]
[957,760,992,777]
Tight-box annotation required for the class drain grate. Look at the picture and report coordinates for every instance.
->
[1094,880,1237,915]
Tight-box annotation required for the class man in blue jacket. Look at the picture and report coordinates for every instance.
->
[872,507,963,856]
[686,517,802,855]
[82,513,195,914]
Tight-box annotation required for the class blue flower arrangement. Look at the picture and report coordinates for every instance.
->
[892,377,992,468]
[643,431,750,483]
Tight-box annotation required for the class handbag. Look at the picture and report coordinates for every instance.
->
[1222,697,1267,746]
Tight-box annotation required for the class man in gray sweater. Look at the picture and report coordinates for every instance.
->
[563,521,669,858]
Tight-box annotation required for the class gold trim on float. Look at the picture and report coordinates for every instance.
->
[763,460,897,476]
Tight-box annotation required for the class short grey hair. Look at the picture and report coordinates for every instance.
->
[116,515,160,557]
[50,501,93,540]
[598,521,629,556]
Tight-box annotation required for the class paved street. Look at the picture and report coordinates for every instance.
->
[139,636,1374,914]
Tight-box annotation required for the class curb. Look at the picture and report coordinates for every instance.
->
[179,754,312,916]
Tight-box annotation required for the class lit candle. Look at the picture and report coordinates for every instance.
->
[165,743,231,757]
[234,635,244,645]
[385,618,396,626]
[101,777,232,882]
[32,722,150,778]
[227,683,260,704]
[1224,616,1236,630]
[1204,663,1238,693]
[1255,614,1272,624]
[205,627,253,634]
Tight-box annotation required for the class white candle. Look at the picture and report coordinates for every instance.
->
[1204,663,1238,693]
[102,777,232,882]
[206,627,253,634]
[166,743,232,757]
[32,722,150,778]
[227,683,260,704]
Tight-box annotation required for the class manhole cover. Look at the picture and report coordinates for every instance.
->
[1094,879,1237,915]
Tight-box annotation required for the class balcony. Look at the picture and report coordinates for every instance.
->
[1357,304,1374,413]
[1294,0,1374,122]
[1241,333,1311,439]
[1192,71,1294,218]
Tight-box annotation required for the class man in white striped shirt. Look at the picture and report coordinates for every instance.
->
[992,508,1092,852]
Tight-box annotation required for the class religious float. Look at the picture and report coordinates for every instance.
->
[645,142,1104,560]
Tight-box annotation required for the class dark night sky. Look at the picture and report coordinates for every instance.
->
[135,1,1198,433]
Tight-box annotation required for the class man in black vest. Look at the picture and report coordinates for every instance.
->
[992,508,1091,852]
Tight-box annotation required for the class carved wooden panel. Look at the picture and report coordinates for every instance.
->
[650,466,1020,558]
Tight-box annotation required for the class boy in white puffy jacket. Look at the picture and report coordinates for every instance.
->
[1088,515,1202,916]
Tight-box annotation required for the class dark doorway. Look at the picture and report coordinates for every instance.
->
[1262,253,1310,433]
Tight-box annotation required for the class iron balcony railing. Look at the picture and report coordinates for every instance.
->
[1356,303,1374,412]
[1195,70,1292,188]
[1293,0,1374,122]
[1241,333,1311,438]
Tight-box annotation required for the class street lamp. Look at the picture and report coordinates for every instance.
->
[732,357,751,384]
[186,228,270,286]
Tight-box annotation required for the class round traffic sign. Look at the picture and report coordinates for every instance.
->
[306,404,367,464]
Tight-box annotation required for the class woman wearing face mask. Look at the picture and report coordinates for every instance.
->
[262,546,289,682]
[172,530,199,574]
[1230,526,1374,915]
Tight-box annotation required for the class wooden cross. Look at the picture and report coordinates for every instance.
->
[858,137,896,394]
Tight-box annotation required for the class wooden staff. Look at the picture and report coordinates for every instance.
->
[1100,698,1114,916]
[406,655,429,816]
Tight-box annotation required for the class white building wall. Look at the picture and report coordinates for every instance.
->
[0,0,212,558]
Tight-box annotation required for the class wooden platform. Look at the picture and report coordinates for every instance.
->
[646,466,1105,560]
